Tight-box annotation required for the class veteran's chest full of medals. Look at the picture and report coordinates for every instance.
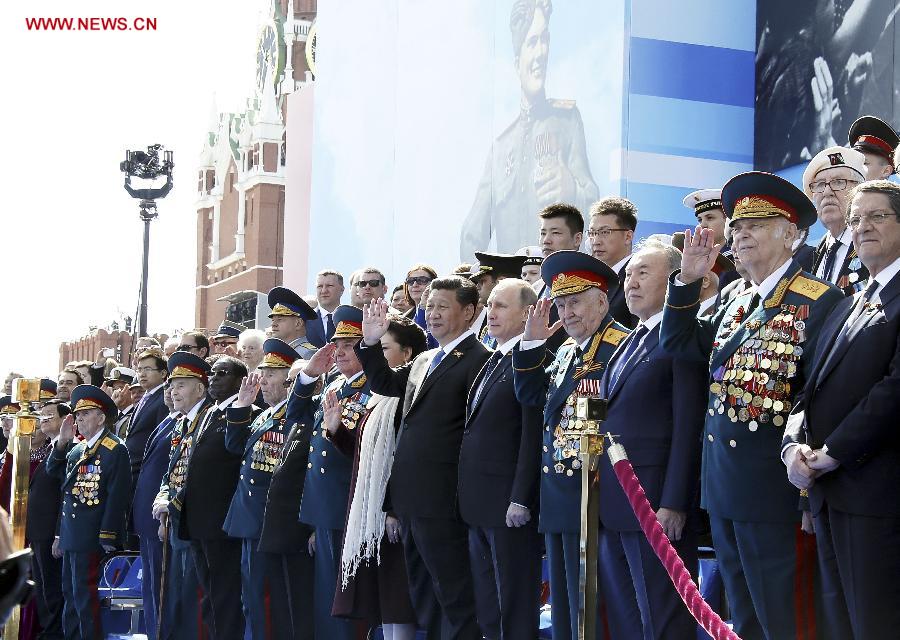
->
[251,421,286,472]
[546,378,602,476]
[72,459,102,506]
[709,303,809,430]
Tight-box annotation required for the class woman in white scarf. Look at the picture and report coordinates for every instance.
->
[327,316,427,640]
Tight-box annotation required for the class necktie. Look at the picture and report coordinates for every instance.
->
[821,281,879,373]
[821,240,840,282]
[325,313,335,341]
[426,349,446,377]
[608,325,649,391]
[472,351,503,406]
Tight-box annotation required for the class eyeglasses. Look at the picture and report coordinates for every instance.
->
[587,228,629,238]
[847,212,900,229]
[355,279,383,288]
[209,369,236,377]
[809,179,859,193]
[136,367,161,374]
[405,276,432,286]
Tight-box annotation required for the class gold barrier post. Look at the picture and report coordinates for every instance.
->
[3,378,41,640]
[566,396,607,640]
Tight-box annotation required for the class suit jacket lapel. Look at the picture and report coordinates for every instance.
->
[608,328,660,401]
[468,354,510,419]
[412,338,472,408]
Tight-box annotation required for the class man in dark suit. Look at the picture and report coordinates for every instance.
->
[180,356,253,640]
[805,146,869,296]
[783,180,900,638]
[132,385,178,640]
[308,269,345,347]
[357,277,491,640]
[126,348,169,489]
[598,239,706,639]
[661,172,844,640]
[46,385,131,640]
[588,196,639,328]
[459,278,542,640]
[513,250,628,640]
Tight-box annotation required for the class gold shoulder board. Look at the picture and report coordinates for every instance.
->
[101,437,117,450]
[602,327,629,346]
[788,275,831,300]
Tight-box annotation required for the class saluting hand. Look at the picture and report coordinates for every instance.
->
[303,343,336,378]
[362,299,390,346]
[523,299,562,341]
[58,414,76,447]
[679,226,722,284]
[234,373,261,408]
[321,390,341,435]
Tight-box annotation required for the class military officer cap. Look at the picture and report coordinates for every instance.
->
[721,171,817,230]
[541,250,619,299]
[451,264,476,281]
[516,245,543,266]
[801,146,866,199]
[672,232,735,276]
[267,286,317,321]
[473,251,528,281]
[70,385,117,421]
[849,115,899,162]
[167,352,211,384]
[0,396,20,416]
[683,189,723,219]
[259,338,301,369]
[330,305,364,341]
[105,367,136,386]
[212,320,244,340]
[39,378,58,401]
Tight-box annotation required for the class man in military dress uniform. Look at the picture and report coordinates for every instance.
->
[289,304,374,640]
[223,339,298,640]
[804,146,869,296]
[46,385,131,640]
[849,115,899,180]
[460,0,599,259]
[211,320,245,355]
[267,286,319,359]
[180,356,253,640]
[152,352,215,639]
[660,171,844,640]
[512,250,628,640]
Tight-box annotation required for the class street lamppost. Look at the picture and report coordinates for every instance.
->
[120,145,174,337]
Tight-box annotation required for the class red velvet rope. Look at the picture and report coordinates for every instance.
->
[611,455,741,640]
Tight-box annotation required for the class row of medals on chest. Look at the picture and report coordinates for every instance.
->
[550,379,600,475]
[709,306,808,429]
[72,459,102,505]
[252,423,285,472]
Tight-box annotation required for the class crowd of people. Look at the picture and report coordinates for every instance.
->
[2,114,900,640]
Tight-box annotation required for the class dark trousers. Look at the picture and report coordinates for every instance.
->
[61,551,102,640]
[191,538,245,640]
[468,523,541,640]
[401,522,442,639]
[31,540,63,640]
[709,516,814,640]
[598,529,697,640]
[139,533,164,640]
[266,551,315,640]
[312,527,355,640]
[546,532,605,640]
[163,537,204,640]
[240,538,270,640]
[815,505,900,639]
[402,516,480,640]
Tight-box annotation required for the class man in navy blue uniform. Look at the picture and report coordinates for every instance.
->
[598,238,707,639]
[152,352,215,639]
[512,250,628,640]
[46,385,130,640]
[267,286,319,360]
[181,355,253,640]
[291,305,371,640]
[783,180,900,638]
[459,278,542,639]
[660,171,844,640]
[223,338,297,640]
[132,383,179,640]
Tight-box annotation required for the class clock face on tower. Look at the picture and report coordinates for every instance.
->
[256,22,281,93]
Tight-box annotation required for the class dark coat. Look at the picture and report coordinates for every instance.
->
[131,415,176,539]
[125,386,169,488]
[355,333,491,518]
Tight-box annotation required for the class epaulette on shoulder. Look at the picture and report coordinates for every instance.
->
[301,342,317,351]
[101,437,117,451]
[549,98,576,109]
[602,326,629,346]
[788,274,832,301]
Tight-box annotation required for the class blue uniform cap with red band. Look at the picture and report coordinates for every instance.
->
[70,385,117,421]
[259,338,301,369]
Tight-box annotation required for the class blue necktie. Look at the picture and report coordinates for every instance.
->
[608,325,648,391]
[472,351,503,406]
[426,349,445,377]
[325,313,335,341]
